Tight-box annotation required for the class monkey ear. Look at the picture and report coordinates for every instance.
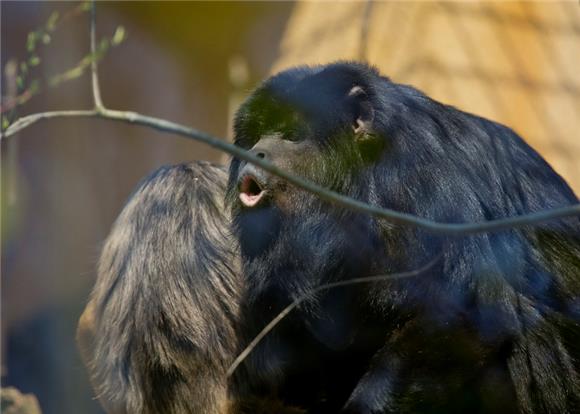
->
[348,86,374,136]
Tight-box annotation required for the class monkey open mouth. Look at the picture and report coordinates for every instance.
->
[239,175,266,207]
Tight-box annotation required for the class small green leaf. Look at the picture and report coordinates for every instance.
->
[111,26,126,46]
[42,34,51,45]
[29,56,40,66]
[79,54,91,67]
[46,11,59,31]
[2,117,9,130]
[16,76,23,89]
[80,1,91,12]
[29,79,40,93]
[99,38,110,52]
[26,32,38,52]
[20,62,28,75]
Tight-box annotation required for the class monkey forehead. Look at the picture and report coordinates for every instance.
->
[235,86,344,141]
[260,132,284,141]
[234,62,387,145]
[234,96,308,142]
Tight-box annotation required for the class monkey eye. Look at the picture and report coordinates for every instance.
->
[284,134,300,142]
[282,127,306,142]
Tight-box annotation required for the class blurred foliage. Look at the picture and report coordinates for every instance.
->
[48,26,126,89]
[109,2,293,79]
[1,1,126,131]
[0,162,23,249]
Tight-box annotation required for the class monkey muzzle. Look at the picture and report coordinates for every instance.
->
[238,165,267,208]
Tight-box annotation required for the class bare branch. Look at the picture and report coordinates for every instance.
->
[226,254,442,377]
[3,107,579,234]
[90,0,104,111]
[3,110,97,134]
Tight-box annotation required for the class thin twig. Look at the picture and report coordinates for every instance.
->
[3,110,97,134]
[3,107,580,234]
[90,0,104,111]
[226,254,442,377]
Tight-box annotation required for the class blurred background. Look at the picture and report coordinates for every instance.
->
[1,2,578,413]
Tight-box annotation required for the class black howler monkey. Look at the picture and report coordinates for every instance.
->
[79,62,580,414]
[228,62,580,413]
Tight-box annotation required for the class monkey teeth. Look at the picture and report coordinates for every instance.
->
[239,175,265,207]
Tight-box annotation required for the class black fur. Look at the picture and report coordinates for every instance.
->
[228,62,580,413]
[79,162,242,414]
